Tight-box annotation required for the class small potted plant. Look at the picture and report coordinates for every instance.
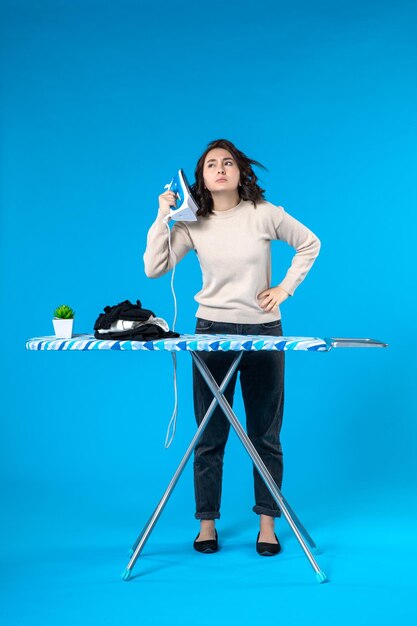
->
[53,304,75,338]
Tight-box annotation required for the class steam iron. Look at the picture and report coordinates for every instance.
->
[160,169,200,448]
[164,169,199,222]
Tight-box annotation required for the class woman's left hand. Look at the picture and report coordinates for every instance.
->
[257,286,289,312]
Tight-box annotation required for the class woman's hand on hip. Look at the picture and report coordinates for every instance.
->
[257,286,289,312]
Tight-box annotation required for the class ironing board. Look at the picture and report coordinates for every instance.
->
[26,332,387,584]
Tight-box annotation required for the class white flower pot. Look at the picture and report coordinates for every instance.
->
[53,318,74,338]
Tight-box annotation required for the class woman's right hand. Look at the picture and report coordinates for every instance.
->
[158,190,178,218]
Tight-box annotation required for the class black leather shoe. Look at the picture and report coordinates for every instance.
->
[193,529,218,553]
[256,531,281,556]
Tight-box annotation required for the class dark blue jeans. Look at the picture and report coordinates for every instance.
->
[192,317,285,520]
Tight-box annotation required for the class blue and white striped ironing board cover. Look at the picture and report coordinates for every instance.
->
[26,333,331,352]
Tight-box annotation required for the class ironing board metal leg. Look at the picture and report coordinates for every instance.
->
[122,351,244,580]
[278,494,320,554]
[192,351,327,583]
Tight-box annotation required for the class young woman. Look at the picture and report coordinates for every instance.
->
[143,139,321,556]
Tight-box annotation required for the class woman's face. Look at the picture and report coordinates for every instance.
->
[203,148,240,193]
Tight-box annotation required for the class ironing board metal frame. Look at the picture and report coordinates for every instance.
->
[25,333,387,585]
[123,349,327,583]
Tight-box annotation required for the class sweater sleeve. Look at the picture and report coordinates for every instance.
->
[143,210,194,278]
[272,205,321,296]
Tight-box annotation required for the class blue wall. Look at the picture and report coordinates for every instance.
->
[1,1,416,624]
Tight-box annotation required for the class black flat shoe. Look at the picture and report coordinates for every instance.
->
[256,531,281,556]
[193,529,218,553]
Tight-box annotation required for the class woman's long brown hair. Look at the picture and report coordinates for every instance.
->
[190,138,268,217]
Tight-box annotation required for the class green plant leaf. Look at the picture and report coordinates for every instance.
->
[53,304,75,319]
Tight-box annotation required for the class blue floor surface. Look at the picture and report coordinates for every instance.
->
[1,484,416,626]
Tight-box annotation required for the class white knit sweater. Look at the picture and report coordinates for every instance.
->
[143,198,321,324]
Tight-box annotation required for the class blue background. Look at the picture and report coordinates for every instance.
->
[1,0,416,624]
